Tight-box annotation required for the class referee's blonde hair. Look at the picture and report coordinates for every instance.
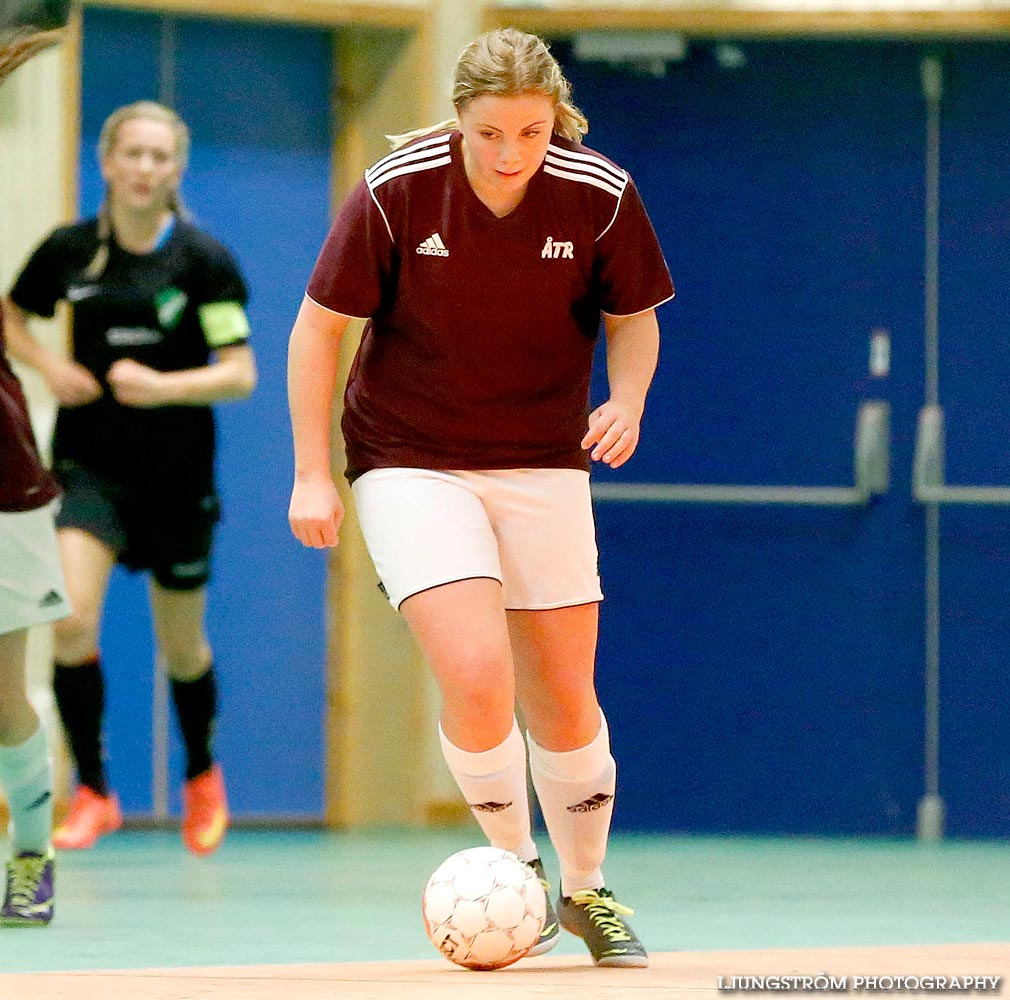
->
[98,100,190,172]
[388,27,588,151]
[86,101,191,279]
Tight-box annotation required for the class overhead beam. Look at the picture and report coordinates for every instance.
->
[483,5,1010,39]
[84,0,425,30]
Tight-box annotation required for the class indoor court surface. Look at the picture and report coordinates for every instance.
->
[0,830,1006,998]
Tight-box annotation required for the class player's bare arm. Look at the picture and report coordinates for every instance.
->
[1,296,103,407]
[287,294,353,549]
[106,342,256,408]
[582,308,660,469]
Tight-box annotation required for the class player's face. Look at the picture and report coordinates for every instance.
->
[101,117,181,214]
[458,93,554,203]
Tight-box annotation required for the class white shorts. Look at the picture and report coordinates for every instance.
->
[0,500,71,635]
[351,468,604,611]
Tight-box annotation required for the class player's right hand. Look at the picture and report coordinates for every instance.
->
[288,475,344,548]
[46,358,102,406]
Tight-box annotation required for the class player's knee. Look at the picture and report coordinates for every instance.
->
[0,697,38,741]
[159,641,211,681]
[441,646,510,700]
[53,607,100,660]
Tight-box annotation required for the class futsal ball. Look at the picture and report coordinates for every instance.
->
[421,846,547,970]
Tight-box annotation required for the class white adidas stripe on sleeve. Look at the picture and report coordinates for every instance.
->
[543,164,627,200]
[367,136,452,188]
[546,144,628,186]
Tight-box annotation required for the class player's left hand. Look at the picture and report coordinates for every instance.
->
[106,358,167,407]
[582,399,641,469]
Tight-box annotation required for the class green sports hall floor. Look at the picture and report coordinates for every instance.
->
[0,828,1005,973]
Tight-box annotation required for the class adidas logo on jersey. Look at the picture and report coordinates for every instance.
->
[416,233,449,257]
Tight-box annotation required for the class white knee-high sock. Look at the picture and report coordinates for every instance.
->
[528,711,616,897]
[0,726,53,855]
[438,719,538,863]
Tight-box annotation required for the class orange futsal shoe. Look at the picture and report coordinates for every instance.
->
[53,786,123,850]
[182,764,229,856]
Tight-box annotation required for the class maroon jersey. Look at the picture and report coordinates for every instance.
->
[0,303,60,512]
[307,131,674,479]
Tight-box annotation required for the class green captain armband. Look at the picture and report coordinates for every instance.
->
[198,301,250,348]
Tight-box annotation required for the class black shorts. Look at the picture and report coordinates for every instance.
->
[55,461,220,591]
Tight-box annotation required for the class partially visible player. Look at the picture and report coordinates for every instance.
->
[5,99,256,856]
[0,0,74,927]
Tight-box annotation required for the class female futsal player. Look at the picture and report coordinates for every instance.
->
[5,100,256,856]
[0,0,73,926]
[287,27,673,966]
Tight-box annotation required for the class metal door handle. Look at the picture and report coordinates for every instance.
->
[913,404,1010,504]
[592,400,889,506]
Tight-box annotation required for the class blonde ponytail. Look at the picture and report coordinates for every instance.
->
[386,118,458,151]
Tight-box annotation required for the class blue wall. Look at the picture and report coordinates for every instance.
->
[80,9,332,818]
[559,39,1010,836]
[77,22,1010,835]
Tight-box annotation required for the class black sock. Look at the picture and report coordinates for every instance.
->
[52,658,109,796]
[171,667,217,781]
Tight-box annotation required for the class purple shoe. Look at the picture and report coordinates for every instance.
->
[1,850,54,926]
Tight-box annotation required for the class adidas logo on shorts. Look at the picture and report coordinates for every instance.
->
[38,590,64,609]
[416,232,449,257]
